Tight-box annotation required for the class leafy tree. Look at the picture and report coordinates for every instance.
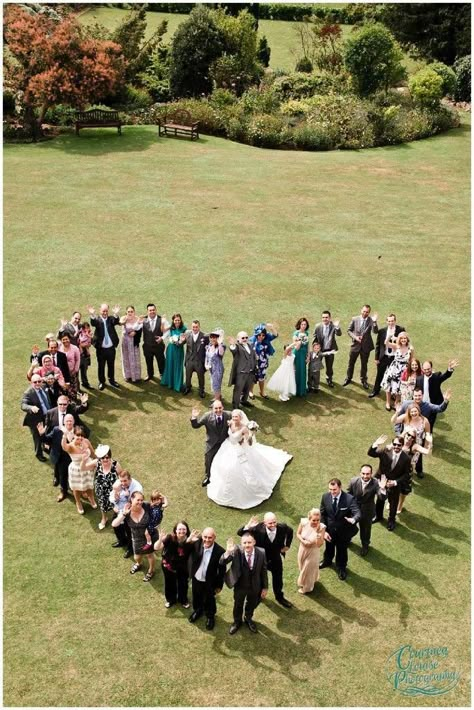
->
[169,5,224,97]
[408,67,443,108]
[3,5,124,140]
[293,18,344,74]
[382,4,471,65]
[429,61,456,97]
[453,55,471,102]
[257,35,271,67]
[210,8,263,93]
[343,23,406,96]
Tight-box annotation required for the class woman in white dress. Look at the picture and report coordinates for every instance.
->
[267,344,297,401]
[207,410,292,509]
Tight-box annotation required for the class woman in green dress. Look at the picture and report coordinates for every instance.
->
[161,314,186,393]
[293,317,310,397]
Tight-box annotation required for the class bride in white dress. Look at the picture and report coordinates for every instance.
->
[207,409,292,509]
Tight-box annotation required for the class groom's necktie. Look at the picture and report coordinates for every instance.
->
[332,497,338,513]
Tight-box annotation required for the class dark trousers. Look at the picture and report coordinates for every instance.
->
[96,346,116,384]
[375,487,400,524]
[373,355,394,394]
[359,517,372,547]
[55,452,70,494]
[323,535,349,571]
[233,586,260,623]
[346,350,370,383]
[80,353,91,386]
[29,424,44,458]
[321,353,335,382]
[267,557,284,599]
[232,372,254,408]
[113,515,132,550]
[204,444,221,479]
[162,566,189,605]
[144,346,165,377]
[192,578,217,618]
[308,369,321,390]
[185,362,205,394]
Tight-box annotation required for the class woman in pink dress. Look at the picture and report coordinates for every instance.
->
[120,305,143,382]
[59,334,81,399]
[296,508,326,594]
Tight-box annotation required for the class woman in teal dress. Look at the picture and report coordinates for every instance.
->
[293,317,310,397]
[161,314,186,393]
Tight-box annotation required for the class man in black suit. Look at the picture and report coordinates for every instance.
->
[347,464,386,556]
[416,359,458,430]
[369,313,404,398]
[44,393,90,438]
[38,413,75,501]
[88,303,121,390]
[41,372,63,408]
[21,374,51,461]
[184,320,209,397]
[229,331,257,409]
[237,512,293,608]
[188,528,225,630]
[38,338,70,383]
[368,435,411,530]
[58,311,82,346]
[220,531,268,635]
[312,310,342,388]
[343,304,379,389]
[190,401,231,486]
[319,478,360,580]
[142,303,166,380]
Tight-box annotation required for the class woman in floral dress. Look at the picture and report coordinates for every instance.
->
[120,306,143,382]
[248,323,278,400]
[81,444,122,529]
[381,332,412,411]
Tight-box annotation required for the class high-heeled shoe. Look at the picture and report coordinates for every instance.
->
[76,506,85,515]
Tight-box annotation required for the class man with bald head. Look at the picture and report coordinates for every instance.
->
[237,512,293,608]
[188,527,225,630]
[228,331,257,409]
[88,303,121,390]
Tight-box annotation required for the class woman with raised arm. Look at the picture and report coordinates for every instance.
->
[61,425,95,515]
[296,508,326,594]
[397,427,433,514]
[112,491,157,582]
[81,444,122,529]
[119,305,143,383]
[400,356,421,403]
[59,334,81,399]
[381,332,413,411]
[248,323,278,400]
[154,521,199,607]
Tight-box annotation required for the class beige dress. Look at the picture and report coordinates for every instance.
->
[297,518,326,593]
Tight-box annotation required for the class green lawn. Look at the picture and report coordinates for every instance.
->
[79,6,425,74]
[4,116,470,706]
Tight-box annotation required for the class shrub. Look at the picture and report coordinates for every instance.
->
[209,88,237,109]
[305,94,375,148]
[210,54,260,96]
[291,122,334,150]
[122,84,153,109]
[43,104,77,126]
[295,57,313,73]
[246,113,287,148]
[273,71,350,100]
[344,23,406,96]
[239,86,281,115]
[3,91,16,115]
[157,99,225,135]
[429,62,456,97]
[280,99,312,118]
[453,55,471,102]
[257,36,271,68]
[409,67,443,109]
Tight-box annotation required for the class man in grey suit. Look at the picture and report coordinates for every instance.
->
[184,320,209,397]
[142,303,166,380]
[347,464,386,556]
[312,310,342,388]
[343,304,379,389]
[228,331,257,409]
[220,531,268,635]
[190,401,231,487]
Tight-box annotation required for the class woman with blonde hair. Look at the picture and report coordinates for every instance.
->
[296,508,326,594]
[381,331,413,411]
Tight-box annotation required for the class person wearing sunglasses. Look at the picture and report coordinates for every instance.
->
[368,434,411,531]
[228,331,257,409]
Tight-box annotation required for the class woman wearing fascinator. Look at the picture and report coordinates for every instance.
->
[248,322,278,400]
[207,409,292,509]
[204,328,226,403]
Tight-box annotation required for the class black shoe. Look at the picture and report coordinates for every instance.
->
[319,560,331,569]
[202,477,210,487]
[245,618,258,633]
[206,617,215,630]
[368,391,379,398]
[416,471,424,479]
[183,387,191,395]
[82,382,94,390]
[36,455,48,462]
[387,521,396,531]
[372,516,383,524]
[111,542,124,548]
[327,380,334,388]
[199,391,205,399]
[361,381,369,390]
[342,378,352,387]
[189,611,202,623]
[277,597,293,609]
[123,549,133,559]
[98,383,105,391]
[360,546,369,557]
[241,401,254,408]
[229,622,241,635]
[109,380,120,388]
[338,568,347,581]
[52,478,59,487]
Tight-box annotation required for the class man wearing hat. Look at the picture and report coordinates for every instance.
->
[205,329,226,404]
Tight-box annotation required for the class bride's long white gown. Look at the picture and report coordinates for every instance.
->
[207,429,292,509]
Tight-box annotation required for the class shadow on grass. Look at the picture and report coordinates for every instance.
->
[431,433,470,470]
[35,127,159,156]
[412,473,470,514]
[361,545,441,600]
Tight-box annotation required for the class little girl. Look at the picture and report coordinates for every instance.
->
[78,322,93,390]
[267,344,297,401]
[142,489,169,551]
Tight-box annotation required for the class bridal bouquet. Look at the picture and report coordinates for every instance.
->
[296,333,309,346]
[247,421,260,432]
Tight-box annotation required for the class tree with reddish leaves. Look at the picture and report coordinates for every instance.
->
[4,5,125,140]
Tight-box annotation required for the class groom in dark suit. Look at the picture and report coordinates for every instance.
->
[190,401,231,486]
[142,303,166,380]
[188,528,225,630]
[319,478,360,580]
[220,531,268,635]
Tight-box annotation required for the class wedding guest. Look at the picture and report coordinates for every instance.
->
[205,329,226,403]
[296,508,326,594]
[380,332,412,411]
[184,320,209,397]
[37,413,75,501]
[161,313,187,393]
[81,444,122,529]
[21,374,51,461]
[267,344,296,402]
[188,528,225,631]
[110,469,143,556]
[58,311,82,346]
[228,332,257,409]
[88,303,121,390]
[33,354,65,389]
[61,426,95,515]
[400,357,421,402]
[78,322,94,389]
[113,491,157,582]
[398,428,432,512]
[142,304,168,381]
[307,341,324,393]
[293,318,310,396]
[155,521,198,607]
[59,333,81,399]
[119,305,143,383]
[344,305,378,390]
[248,323,278,400]
[312,310,342,388]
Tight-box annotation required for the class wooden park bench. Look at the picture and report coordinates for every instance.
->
[158,109,199,141]
[75,109,122,135]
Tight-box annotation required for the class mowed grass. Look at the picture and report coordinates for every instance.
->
[3,116,470,707]
[79,6,425,74]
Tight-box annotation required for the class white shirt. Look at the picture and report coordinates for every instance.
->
[385,326,396,356]
[195,544,214,582]
[266,528,276,543]
[423,375,431,403]
[101,317,113,348]
[192,332,199,343]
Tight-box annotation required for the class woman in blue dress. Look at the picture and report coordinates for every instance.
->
[161,314,186,393]
[293,317,310,397]
[249,323,278,399]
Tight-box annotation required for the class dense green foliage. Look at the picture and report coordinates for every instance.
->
[453,55,471,102]
[428,61,456,98]
[343,23,406,96]
[409,67,444,109]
